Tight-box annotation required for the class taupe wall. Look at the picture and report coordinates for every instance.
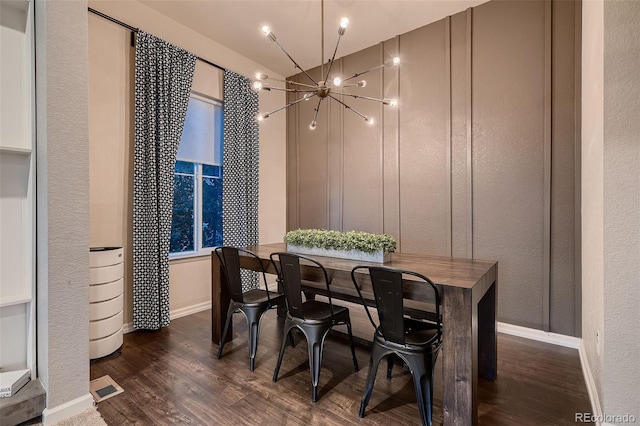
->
[287,0,580,335]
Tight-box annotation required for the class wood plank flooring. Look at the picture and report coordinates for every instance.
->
[90,310,591,425]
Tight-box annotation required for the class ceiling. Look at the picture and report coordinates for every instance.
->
[139,0,488,77]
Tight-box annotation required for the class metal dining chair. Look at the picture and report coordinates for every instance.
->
[351,265,442,426]
[270,252,359,401]
[214,246,285,371]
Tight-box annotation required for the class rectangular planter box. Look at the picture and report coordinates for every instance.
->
[286,244,391,263]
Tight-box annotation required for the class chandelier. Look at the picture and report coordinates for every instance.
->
[253,0,400,129]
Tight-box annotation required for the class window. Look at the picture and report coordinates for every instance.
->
[170,93,223,256]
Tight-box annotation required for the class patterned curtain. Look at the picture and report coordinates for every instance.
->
[223,70,260,291]
[133,31,196,330]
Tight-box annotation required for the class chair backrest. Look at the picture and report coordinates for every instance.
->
[214,246,269,304]
[351,266,441,345]
[270,252,332,320]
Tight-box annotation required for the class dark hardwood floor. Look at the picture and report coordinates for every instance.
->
[91,310,590,425]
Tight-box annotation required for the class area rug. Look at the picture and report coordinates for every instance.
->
[30,408,107,426]
[53,408,107,426]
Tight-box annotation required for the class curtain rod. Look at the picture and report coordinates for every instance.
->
[88,7,225,72]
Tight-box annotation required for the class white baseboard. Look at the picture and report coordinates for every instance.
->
[122,301,212,334]
[497,322,581,349]
[123,321,134,334]
[42,393,94,425]
[170,301,212,320]
[578,339,604,424]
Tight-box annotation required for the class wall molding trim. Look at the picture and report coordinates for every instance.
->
[497,322,580,349]
[123,301,212,334]
[578,339,604,425]
[42,393,94,425]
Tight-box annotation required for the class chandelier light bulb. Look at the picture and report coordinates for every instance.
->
[357,80,367,88]
[255,72,268,80]
[366,117,374,125]
[383,98,395,106]
[303,93,313,101]
[261,26,271,36]
[310,121,317,130]
[333,76,342,87]
[384,57,401,67]
[338,17,349,35]
[252,81,263,91]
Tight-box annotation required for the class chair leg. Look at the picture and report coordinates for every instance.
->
[273,321,295,382]
[243,306,263,372]
[359,343,386,418]
[387,354,395,379]
[217,304,236,359]
[345,318,359,372]
[428,351,439,423]
[405,355,432,426]
[307,325,330,402]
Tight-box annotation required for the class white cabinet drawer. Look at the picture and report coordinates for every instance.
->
[90,262,124,285]
[89,247,124,268]
[90,294,123,321]
[90,278,123,303]
[89,327,123,359]
[90,310,123,340]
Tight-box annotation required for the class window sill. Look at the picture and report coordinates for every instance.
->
[169,249,214,262]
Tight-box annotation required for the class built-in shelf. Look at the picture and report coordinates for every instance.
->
[1,0,36,381]
[0,294,32,308]
[0,146,32,155]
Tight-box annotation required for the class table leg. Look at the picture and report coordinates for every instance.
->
[478,282,497,380]
[442,286,475,425]
[211,253,231,344]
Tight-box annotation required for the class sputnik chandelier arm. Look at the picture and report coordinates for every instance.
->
[258,93,318,122]
[253,82,316,94]
[342,56,401,83]
[262,26,318,85]
[254,0,400,129]
[310,98,323,130]
[255,74,317,89]
[332,91,398,106]
[328,94,371,122]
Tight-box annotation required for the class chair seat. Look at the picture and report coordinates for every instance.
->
[374,317,439,352]
[404,318,440,344]
[375,328,438,352]
[242,289,284,306]
[290,300,347,323]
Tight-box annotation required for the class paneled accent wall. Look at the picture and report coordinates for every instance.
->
[286,0,580,336]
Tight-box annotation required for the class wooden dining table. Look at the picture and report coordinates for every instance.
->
[211,243,498,425]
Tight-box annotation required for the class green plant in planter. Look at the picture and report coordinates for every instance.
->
[284,229,397,254]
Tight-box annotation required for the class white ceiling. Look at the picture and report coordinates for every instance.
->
[139,0,488,77]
